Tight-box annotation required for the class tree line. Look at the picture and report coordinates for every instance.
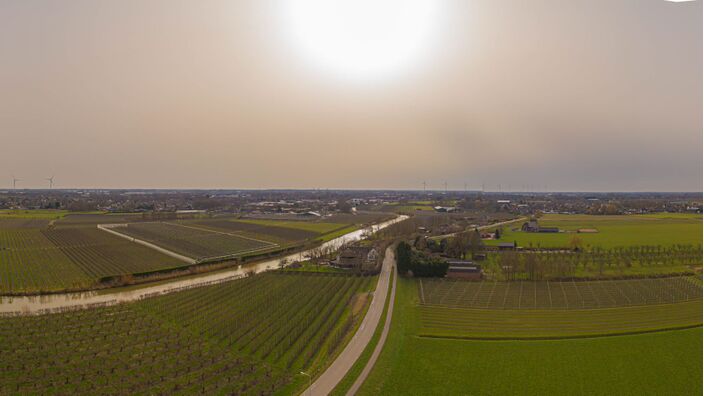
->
[492,243,702,281]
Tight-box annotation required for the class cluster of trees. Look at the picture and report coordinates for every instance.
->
[586,203,621,215]
[416,229,484,260]
[396,242,448,277]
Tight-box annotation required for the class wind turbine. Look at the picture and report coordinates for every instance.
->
[12,176,20,190]
[45,176,54,189]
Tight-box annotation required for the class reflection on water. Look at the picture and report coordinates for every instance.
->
[0,215,406,315]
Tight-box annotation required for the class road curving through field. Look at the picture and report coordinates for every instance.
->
[303,245,397,396]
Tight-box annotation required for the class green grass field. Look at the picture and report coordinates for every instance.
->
[487,213,702,248]
[383,205,435,213]
[419,301,702,339]
[359,277,703,395]
[0,209,70,219]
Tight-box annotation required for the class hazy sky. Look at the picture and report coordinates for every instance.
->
[1,0,701,191]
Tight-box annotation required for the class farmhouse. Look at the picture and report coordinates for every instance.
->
[521,220,539,232]
[332,246,378,269]
[521,219,559,233]
[445,260,482,280]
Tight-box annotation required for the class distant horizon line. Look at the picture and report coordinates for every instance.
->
[1,188,702,195]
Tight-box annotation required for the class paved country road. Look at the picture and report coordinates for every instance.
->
[346,249,397,396]
[304,246,397,396]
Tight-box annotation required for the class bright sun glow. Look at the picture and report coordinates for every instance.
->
[282,0,443,82]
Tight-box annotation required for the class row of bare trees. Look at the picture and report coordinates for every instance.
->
[493,244,702,281]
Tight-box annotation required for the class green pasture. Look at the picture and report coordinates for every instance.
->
[419,301,702,339]
[486,213,702,248]
[0,209,71,219]
[381,203,435,213]
[359,277,703,395]
[393,205,434,212]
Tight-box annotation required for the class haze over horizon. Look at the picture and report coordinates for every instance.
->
[1,0,702,192]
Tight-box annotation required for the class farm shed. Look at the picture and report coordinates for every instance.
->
[498,242,516,250]
[445,260,482,280]
[538,227,559,233]
[522,220,559,233]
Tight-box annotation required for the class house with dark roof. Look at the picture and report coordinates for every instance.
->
[522,219,559,233]
[332,246,378,269]
[522,220,539,232]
